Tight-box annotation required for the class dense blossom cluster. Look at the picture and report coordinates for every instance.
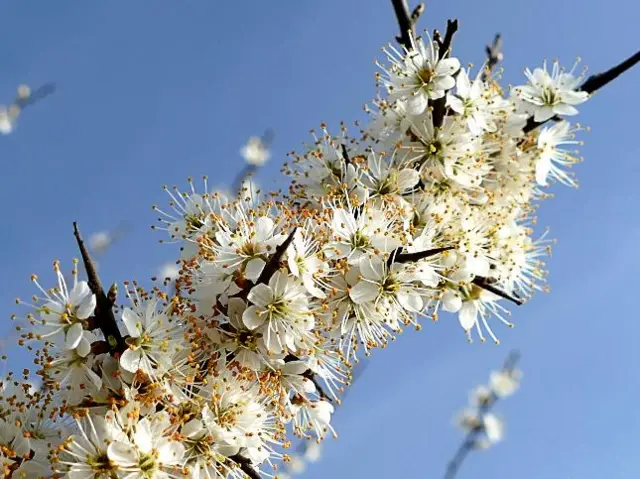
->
[4,21,596,479]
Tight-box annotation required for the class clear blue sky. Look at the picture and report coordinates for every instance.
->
[1,1,638,478]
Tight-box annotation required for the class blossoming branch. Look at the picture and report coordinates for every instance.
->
[3,1,639,478]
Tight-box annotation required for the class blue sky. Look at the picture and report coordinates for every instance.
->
[1,1,638,478]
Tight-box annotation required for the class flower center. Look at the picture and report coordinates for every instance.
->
[540,87,560,106]
[87,451,112,473]
[382,275,400,294]
[216,405,240,429]
[138,452,156,473]
[185,214,204,231]
[376,172,398,195]
[236,330,258,350]
[417,66,435,84]
[350,230,369,249]
[239,242,260,257]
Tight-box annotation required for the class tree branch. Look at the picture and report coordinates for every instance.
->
[256,228,298,285]
[472,276,524,306]
[229,454,261,479]
[15,82,57,110]
[303,370,332,402]
[387,246,454,268]
[481,34,503,81]
[73,222,125,353]
[523,48,640,133]
[391,0,424,50]
[444,351,521,479]
[431,19,459,128]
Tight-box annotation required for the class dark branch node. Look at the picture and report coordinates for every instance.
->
[256,228,298,285]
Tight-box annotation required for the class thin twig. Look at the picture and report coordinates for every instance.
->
[387,246,454,267]
[14,82,57,110]
[472,276,524,306]
[256,228,298,285]
[481,34,503,81]
[229,454,261,479]
[303,370,332,402]
[341,143,351,166]
[523,48,640,133]
[431,19,459,128]
[73,222,125,353]
[391,0,424,50]
[444,351,521,479]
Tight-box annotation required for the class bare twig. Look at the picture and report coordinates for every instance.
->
[73,222,125,353]
[341,143,351,166]
[431,19,459,128]
[303,370,332,402]
[387,246,454,267]
[391,0,424,50]
[229,454,261,479]
[472,276,524,306]
[523,48,640,133]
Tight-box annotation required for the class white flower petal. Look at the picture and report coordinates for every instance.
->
[459,302,478,331]
[349,281,379,304]
[65,323,84,350]
[107,441,138,467]
[245,257,266,282]
[242,306,265,330]
[247,283,274,308]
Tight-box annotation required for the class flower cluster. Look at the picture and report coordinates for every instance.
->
[5,17,601,479]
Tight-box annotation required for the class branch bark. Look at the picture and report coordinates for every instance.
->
[391,0,424,50]
[73,222,125,353]
[431,19,459,128]
[229,454,261,479]
[472,276,524,306]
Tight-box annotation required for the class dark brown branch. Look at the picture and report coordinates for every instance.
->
[472,276,524,306]
[580,49,640,94]
[256,228,298,285]
[391,0,424,50]
[387,246,454,267]
[73,222,124,353]
[523,48,640,133]
[431,19,459,128]
[229,454,261,479]
[438,19,458,60]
